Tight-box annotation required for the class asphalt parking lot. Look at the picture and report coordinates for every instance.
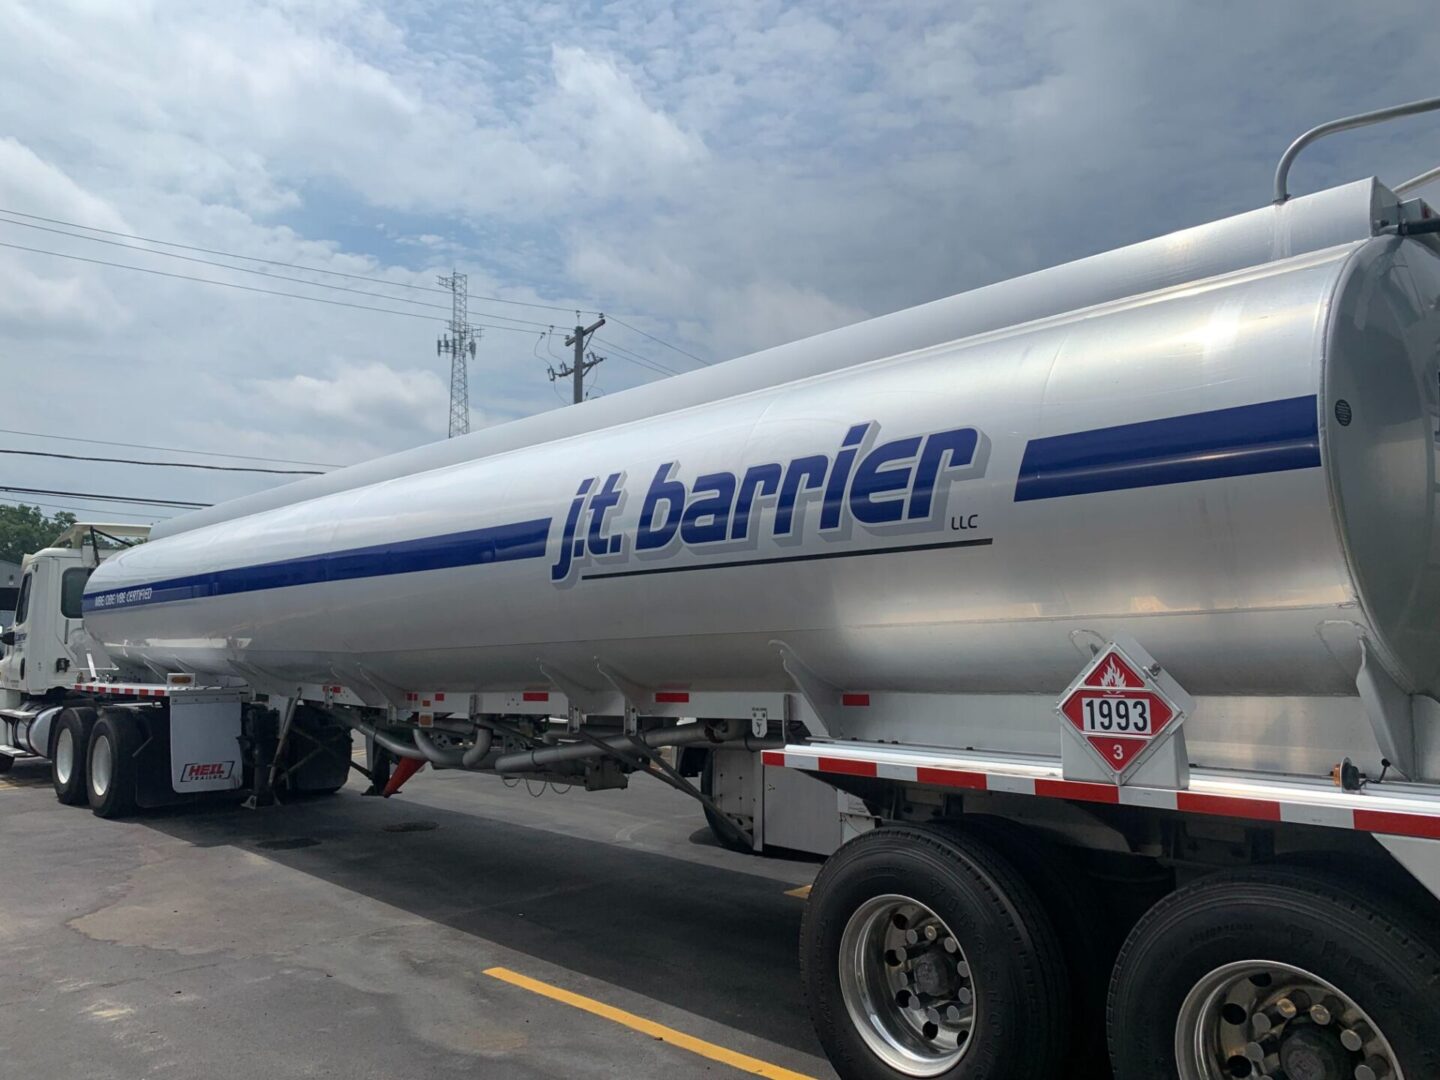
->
[0,757,834,1079]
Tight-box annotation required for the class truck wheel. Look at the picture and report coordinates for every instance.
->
[1108,864,1440,1080]
[51,707,96,805]
[0,752,13,774]
[949,818,1115,1079]
[802,824,1067,1079]
[86,710,139,819]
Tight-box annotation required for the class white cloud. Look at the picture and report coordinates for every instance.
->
[256,360,450,436]
[0,137,130,233]
[541,45,706,191]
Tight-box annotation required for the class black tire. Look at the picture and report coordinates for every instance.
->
[1108,863,1440,1080]
[802,823,1068,1080]
[701,752,755,854]
[949,818,1115,1080]
[0,752,13,774]
[51,706,96,805]
[86,710,140,819]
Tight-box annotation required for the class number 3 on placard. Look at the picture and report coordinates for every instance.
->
[1112,744,1124,761]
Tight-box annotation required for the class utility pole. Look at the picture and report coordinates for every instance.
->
[437,271,479,437]
[551,316,606,404]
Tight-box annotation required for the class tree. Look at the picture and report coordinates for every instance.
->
[0,504,76,565]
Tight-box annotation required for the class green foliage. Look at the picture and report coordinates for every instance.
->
[0,504,76,565]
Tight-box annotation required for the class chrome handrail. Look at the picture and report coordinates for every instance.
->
[1394,163,1440,197]
[1274,95,1440,203]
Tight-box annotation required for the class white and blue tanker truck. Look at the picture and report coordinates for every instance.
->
[8,99,1440,1079]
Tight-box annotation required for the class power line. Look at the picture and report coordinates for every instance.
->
[544,330,565,362]
[593,335,679,376]
[0,206,601,316]
[606,315,711,367]
[0,206,711,360]
[0,215,562,332]
[0,427,338,468]
[0,497,172,522]
[0,486,210,509]
[0,239,558,336]
[0,447,323,475]
[0,215,453,310]
[3,238,688,380]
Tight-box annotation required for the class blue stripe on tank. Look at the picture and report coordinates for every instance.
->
[1013,395,1321,503]
[83,516,553,612]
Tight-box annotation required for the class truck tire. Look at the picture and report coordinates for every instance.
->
[802,823,1068,1080]
[947,818,1115,1079]
[1107,863,1440,1080]
[0,752,13,774]
[86,710,140,819]
[51,707,97,805]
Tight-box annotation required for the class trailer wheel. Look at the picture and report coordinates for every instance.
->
[86,710,140,819]
[948,818,1116,1079]
[1108,864,1440,1080]
[802,824,1067,1079]
[51,707,96,805]
[0,752,13,774]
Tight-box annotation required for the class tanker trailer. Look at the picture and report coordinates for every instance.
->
[16,98,1440,1080]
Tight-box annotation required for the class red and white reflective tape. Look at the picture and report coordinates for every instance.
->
[72,681,170,699]
[763,745,1440,842]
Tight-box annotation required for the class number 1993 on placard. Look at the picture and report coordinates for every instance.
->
[1080,695,1152,735]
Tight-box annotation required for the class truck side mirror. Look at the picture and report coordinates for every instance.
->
[0,630,15,647]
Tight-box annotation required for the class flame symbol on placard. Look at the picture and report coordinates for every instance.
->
[1098,659,1128,688]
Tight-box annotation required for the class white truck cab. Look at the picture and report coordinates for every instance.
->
[0,524,150,769]
[0,523,150,702]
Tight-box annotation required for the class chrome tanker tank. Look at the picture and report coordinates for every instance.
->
[86,194,1440,712]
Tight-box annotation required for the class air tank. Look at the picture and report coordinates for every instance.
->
[86,216,1440,705]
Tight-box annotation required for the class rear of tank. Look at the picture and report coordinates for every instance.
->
[1319,235,1440,697]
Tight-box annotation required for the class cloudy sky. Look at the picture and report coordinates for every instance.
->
[2,0,1438,526]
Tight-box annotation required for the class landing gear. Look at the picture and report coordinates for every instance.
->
[1108,865,1440,1080]
[802,824,1067,1079]
[242,703,355,805]
[700,752,755,854]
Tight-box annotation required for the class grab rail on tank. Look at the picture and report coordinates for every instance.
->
[1274,95,1440,203]
[1394,163,1440,197]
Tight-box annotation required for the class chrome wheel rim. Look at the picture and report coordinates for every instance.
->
[838,894,975,1076]
[55,727,74,785]
[90,734,112,798]
[1176,960,1402,1080]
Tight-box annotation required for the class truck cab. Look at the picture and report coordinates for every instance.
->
[0,524,150,769]
[0,524,149,703]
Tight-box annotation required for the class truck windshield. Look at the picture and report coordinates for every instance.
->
[60,567,91,620]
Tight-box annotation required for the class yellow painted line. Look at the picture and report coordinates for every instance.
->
[784,884,812,899]
[483,967,815,1080]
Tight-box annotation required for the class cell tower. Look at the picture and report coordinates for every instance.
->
[437,271,478,438]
